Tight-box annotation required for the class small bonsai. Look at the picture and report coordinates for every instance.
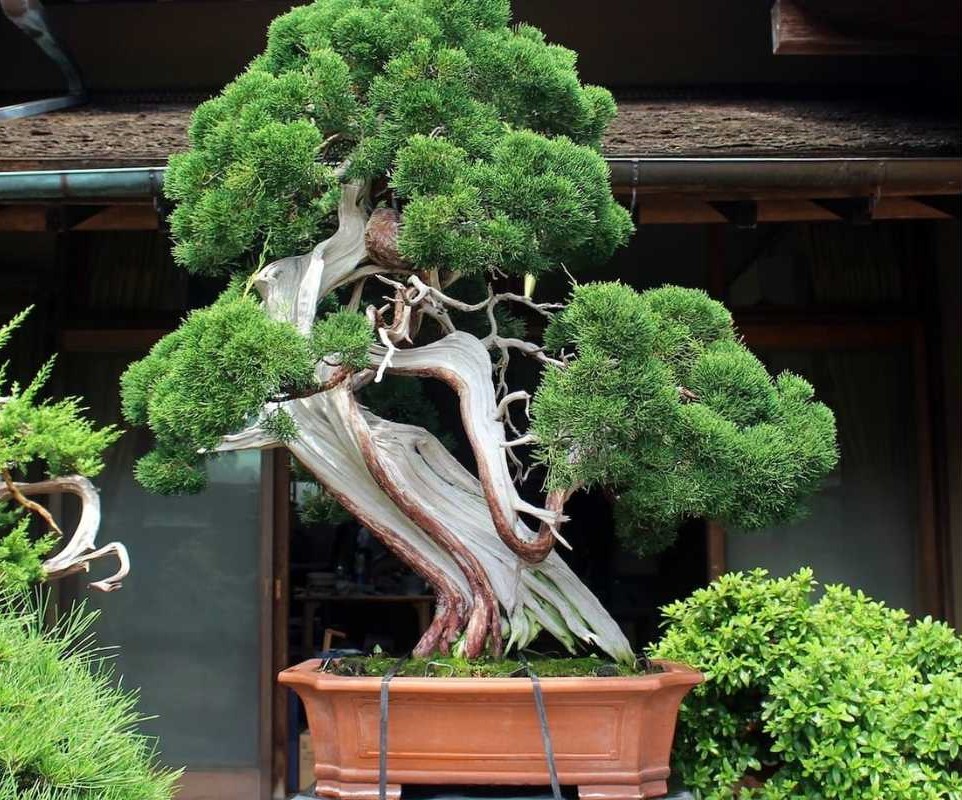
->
[0,307,127,592]
[652,569,962,799]
[122,0,838,663]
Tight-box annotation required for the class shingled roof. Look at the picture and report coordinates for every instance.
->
[1,94,958,172]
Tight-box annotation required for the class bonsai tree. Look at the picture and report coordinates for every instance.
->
[1,307,128,592]
[121,0,838,663]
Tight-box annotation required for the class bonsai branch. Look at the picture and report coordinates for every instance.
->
[2,467,63,537]
[0,474,129,591]
[502,434,537,449]
[272,366,353,401]
[484,336,565,369]
[401,275,564,332]
[373,334,562,563]
[254,180,370,335]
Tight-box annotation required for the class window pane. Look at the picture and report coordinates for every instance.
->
[725,348,918,612]
[59,353,264,769]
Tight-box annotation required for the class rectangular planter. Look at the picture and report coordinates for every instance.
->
[280,659,702,800]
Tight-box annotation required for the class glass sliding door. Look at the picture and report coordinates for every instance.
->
[725,346,920,613]
[58,351,270,799]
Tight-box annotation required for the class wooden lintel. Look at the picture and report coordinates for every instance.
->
[0,202,161,232]
[635,197,727,225]
[634,195,957,225]
[46,205,103,232]
[756,199,837,222]
[708,201,758,229]
[771,0,959,55]
[813,196,877,225]
[71,205,160,231]
[913,195,962,219]
[0,205,48,232]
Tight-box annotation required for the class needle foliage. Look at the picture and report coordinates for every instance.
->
[1,308,120,591]
[163,0,630,277]
[119,285,333,494]
[0,592,179,800]
[532,283,839,555]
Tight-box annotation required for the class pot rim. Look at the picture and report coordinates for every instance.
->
[279,658,704,694]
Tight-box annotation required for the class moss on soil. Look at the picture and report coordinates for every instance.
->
[325,655,654,678]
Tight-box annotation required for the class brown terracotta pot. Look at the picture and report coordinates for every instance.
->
[280,659,703,800]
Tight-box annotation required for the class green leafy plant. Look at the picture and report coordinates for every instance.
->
[1,308,122,591]
[651,569,962,799]
[163,0,628,277]
[0,591,179,800]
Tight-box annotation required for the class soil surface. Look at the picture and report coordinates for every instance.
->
[325,654,656,678]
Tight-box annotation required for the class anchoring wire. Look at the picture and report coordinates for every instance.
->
[378,653,409,800]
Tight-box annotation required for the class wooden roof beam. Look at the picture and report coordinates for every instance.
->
[632,196,954,225]
[0,202,159,232]
[772,0,960,55]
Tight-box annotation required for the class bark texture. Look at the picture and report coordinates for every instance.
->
[217,181,633,662]
[0,474,129,591]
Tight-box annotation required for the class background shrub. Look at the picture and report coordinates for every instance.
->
[0,592,178,800]
[651,569,962,799]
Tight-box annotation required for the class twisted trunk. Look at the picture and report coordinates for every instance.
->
[373,333,559,563]
[217,180,634,662]
[346,393,503,657]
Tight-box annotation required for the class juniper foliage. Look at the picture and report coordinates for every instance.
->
[120,286,320,494]
[163,0,630,276]
[531,283,839,554]
[0,309,121,590]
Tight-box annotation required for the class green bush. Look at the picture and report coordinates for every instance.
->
[651,569,962,800]
[0,592,178,800]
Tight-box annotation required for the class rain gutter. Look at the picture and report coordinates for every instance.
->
[0,166,166,201]
[0,158,959,203]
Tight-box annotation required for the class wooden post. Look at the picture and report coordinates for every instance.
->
[271,452,291,798]
[706,227,728,581]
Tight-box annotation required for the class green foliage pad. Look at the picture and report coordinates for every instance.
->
[532,283,839,555]
[120,287,320,494]
[651,569,962,800]
[164,0,631,277]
